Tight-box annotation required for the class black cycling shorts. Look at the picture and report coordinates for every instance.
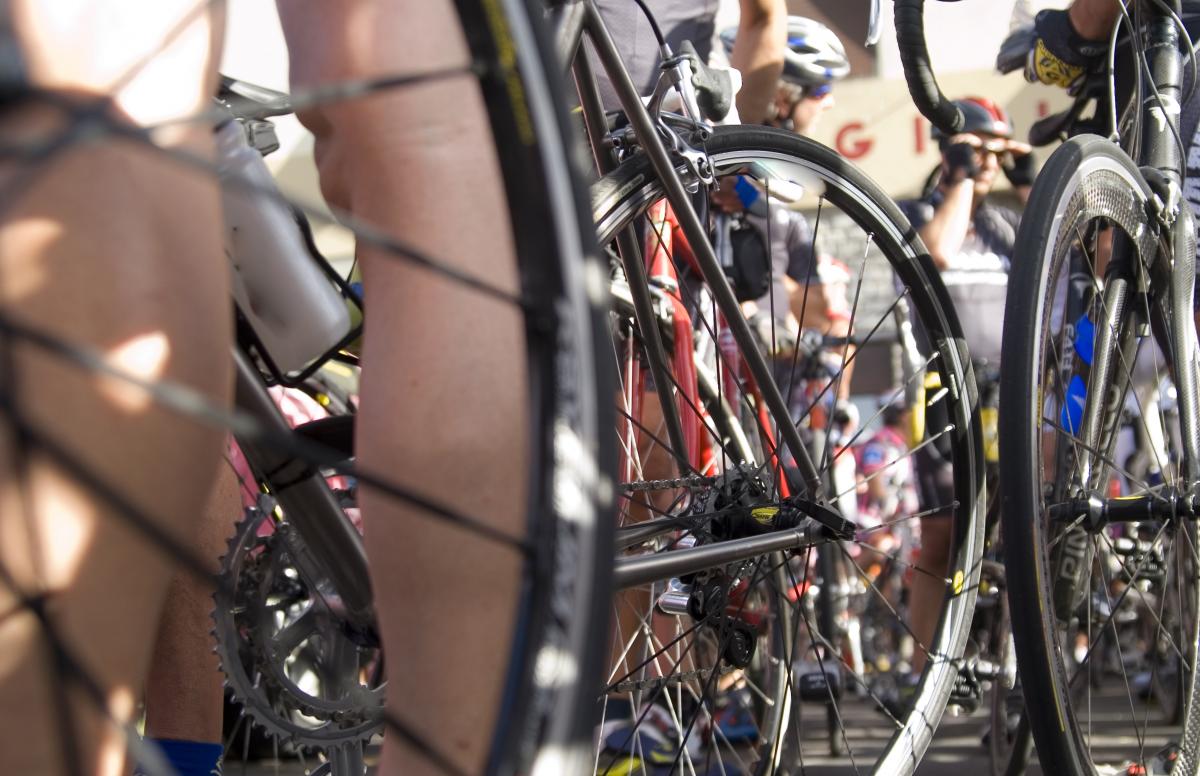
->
[0,0,26,106]
[914,444,955,518]
[912,368,957,518]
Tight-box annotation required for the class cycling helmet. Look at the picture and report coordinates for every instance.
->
[721,17,849,93]
[781,17,850,91]
[932,97,1014,144]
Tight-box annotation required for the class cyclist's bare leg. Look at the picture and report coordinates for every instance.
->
[143,465,239,745]
[0,2,229,773]
[910,515,951,674]
[278,2,527,772]
[613,394,681,687]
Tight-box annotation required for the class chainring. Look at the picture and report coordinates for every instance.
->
[212,503,385,752]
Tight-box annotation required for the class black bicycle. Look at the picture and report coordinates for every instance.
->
[568,0,987,771]
[895,0,1200,771]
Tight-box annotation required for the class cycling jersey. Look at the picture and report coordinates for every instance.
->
[898,195,1020,365]
[744,201,817,324]
[859,425,907,478]
[593,0,720,111]
[856,424,917,529]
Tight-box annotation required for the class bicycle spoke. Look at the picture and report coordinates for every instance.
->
[836,425,955,502]
[1095,546,1152,764]
[818,239,869,477]
[830,356,939,465]
[0,312,533,553]
[791,293,908,433]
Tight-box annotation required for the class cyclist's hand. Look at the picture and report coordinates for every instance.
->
[942,136,983,185]
[831,399,859,435]
[942,135,1031,185]
[996,24,1036,74]
[1022,10,1107,91]
[1003,149,1037,188]
[713,175,769,217]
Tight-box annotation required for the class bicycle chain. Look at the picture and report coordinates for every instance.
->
[622,462,771,495]
[612,663,735,693]
[621,474,720,493]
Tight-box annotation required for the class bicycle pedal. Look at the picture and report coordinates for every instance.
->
[947,667,984,714]
[656,579,692,617]
[971,657,1001,682]
[798,667,841,702]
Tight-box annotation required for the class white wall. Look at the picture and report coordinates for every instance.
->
[872,0,1068,78]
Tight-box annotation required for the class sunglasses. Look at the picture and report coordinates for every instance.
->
[979,137,1010,154]
[956,136,1013,168]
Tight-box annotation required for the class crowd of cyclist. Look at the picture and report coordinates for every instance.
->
[687,4,1200,770]
[195,3,1098,774]
[5,0,1200,773]
[596,2,1043,769]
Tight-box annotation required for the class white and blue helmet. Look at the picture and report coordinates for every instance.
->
[722,16,850,94]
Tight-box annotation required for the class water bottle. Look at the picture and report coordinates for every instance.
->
[215,120,351,373]
[1060,313,1094,434]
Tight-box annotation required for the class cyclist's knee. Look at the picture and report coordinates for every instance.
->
[10,0,222,130]
[277,0,484,213]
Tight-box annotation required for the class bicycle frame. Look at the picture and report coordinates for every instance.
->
[546,0,829,502]
[1073,0,1200,493]
[1109,7,1200,763]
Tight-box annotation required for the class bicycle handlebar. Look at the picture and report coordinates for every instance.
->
[894,0,964,137]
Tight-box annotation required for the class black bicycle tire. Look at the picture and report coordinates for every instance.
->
[449,1,617,773]
[986,573,1033,776]
[593,124,986,773]
[998,134,1200,775]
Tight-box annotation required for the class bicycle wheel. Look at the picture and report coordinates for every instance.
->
[999,134,1200,774]
[593,125,985,774]
[981,558,1034,776]
[0,0,614,773]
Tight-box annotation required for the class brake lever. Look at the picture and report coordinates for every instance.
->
[866,0,882,46]
[996,25,1035,75]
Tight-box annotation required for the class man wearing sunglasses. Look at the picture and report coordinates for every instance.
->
[890,95,1029,706]
[905,96,1029,367]
[751,15,848,135]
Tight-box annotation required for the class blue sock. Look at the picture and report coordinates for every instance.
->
[135,738,223,776]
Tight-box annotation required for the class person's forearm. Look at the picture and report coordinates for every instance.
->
[1068,0,1120,40]
[917,181,974,269]
[731,0,786,124]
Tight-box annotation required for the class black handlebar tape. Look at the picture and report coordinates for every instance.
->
[895,0,964,136]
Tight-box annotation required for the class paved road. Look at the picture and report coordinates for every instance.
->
[221,686,1170,775]
[799,685,1174,775]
